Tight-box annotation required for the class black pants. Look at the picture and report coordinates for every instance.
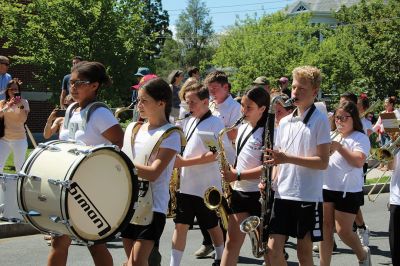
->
[389,204,400,266]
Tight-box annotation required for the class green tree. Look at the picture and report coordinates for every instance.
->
[175,0,214,67]
[335,0,400,99]
[0,0,169,106]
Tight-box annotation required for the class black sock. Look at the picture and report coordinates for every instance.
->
[353,222,357,232]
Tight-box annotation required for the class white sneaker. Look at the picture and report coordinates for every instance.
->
[359,246,371,266]
[357,226,370,246]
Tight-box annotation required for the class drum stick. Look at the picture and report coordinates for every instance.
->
[25,124,37,148]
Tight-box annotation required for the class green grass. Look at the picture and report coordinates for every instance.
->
[365,175,391,185]
[3,149,33,174]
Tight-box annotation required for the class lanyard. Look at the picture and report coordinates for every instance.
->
[185,110,212,143]
[234,124,260,167]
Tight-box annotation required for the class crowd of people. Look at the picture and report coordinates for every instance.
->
[1,54,400,266]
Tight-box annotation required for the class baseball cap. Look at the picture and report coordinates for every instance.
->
[252,76,270,86]
[134,67,151,77]
[279,77,289,84]
[132,74,158,90]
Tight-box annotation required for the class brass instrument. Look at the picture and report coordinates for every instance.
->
[175,112,192,122]
[240,95,295,258]
[367,133,400,202]
[204,115,245,230]
[114,101,135,119]
[167,168,180,218]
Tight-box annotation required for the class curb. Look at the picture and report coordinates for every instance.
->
[0,221,39,239]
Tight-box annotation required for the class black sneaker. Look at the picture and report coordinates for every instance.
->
[212,259,221,266]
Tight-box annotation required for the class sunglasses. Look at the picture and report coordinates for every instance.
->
[69,80,91,86]
[334,115,352,122]
[0,62,10,66]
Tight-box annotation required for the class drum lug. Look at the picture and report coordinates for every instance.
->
[19,210,41,217]
[112,145,120,152]
[18,172,41,181]
[48,179,72,188]
[67,148,92,156]
[38,143,61,152]
[49,216,70,226]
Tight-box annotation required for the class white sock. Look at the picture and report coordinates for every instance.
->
[214,245,224,260]
[170,249,184,266]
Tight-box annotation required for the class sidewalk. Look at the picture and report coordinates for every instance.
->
[0,167,393,239]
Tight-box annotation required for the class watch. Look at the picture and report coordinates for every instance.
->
[236,171,241,181]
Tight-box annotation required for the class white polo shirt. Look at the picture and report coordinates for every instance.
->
[211,95,241,165]
[323,131,370,193]
[390,152,400,205]
[180,115,227,198]
[361,117,372,135]
[233,123,264,192]
[274,106,331,202]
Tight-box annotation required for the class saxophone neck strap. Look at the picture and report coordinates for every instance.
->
[234,124,260,168]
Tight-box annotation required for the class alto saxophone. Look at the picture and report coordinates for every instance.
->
[240,96,295,258]
[167,168,180,218]
[204,116,245,230]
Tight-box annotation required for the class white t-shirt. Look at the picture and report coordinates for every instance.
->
[323,131,370,193]
[59,107,118,146]
[210,95,241,165]
[361,117,373,135]
[274,106,331,202]
[180,115,226,197]
[390,152,400,205]
[133,125,181,214]
[233,123,264,192]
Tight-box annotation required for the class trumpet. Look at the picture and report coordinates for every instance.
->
[204,115,245,230]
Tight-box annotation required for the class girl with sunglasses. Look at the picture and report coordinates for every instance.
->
[319,101,371,266]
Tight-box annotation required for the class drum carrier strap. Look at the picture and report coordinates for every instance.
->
[63,102,111,131]
[121,122,185,225]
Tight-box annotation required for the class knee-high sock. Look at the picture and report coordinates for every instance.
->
[170,249,183,266]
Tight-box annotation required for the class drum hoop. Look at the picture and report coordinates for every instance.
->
[64,146,138,244]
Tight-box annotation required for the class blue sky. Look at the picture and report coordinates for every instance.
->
[161,0,295,33]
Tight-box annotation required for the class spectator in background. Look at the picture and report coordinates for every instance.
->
[278,77,290,98]
[0,79,30,173]
[252,76,270,94]
[187,66,200,81]
[59,56,83,108]
[43,95,74,139]
[131,67,151,104]
[0,56,12,101]
[168,70,184,119]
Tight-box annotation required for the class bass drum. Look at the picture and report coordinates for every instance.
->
[17,140,138,244]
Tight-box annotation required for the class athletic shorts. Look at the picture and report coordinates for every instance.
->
[323,189,364,214]
[268,198,323,242]
[229,190,261,217]
[173,192,219,230]
[120,212,166,242]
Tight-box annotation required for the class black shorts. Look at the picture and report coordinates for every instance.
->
[323,189,364,214]
[228,190,261,216]
[268,198,323,242]
[120,212,166,242]
[173,192,219,230]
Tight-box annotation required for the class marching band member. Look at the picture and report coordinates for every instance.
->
[265,66,330,266]
[170,83,225,266]
[121,77,182,266]
[220,86,270,266]
[319,101,371,266]
[47,61,124,266]
[389,149,400,266]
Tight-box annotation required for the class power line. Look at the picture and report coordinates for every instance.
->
[166,0,292,12]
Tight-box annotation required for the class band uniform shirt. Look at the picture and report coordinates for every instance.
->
[133,126,181,214]
[233,123,264,192]
[59,106,118,146]
[1,99,29,140]
[180,115,226,198]
[390,152,400,205]
[210,94,241,165]
[274,106,331,202]
[324,131,370,193]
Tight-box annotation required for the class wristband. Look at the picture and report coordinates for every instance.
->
[236,171,241,181]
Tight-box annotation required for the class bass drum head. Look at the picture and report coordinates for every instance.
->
[66,147,137,243]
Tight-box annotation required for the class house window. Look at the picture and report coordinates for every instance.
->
[296,5,307,12]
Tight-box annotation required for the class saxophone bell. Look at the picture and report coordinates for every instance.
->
[204,186,229,230]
